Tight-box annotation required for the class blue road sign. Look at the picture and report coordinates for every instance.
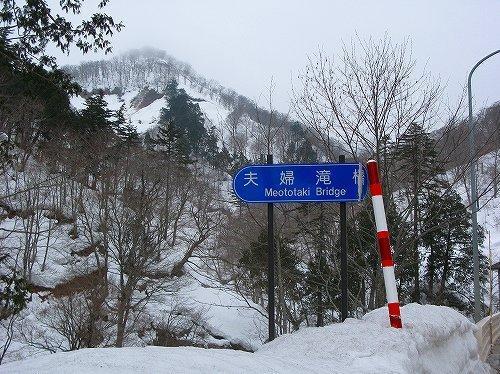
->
[233,163,368,203]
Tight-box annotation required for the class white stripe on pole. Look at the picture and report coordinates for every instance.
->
[371,195,388,232]
[382,266,399,303]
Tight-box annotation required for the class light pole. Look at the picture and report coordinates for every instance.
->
[468,49,500,322]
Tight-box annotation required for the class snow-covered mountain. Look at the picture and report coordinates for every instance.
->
[65,47,283,153]
[69,79,231,136]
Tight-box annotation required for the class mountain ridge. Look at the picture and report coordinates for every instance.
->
[64,47,291,134]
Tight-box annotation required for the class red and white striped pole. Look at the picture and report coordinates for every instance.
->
[366,160,402,329]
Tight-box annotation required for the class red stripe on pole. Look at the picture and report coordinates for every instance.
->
[369,183,382,196]
[377,231,389,239]
[382,259,394,267]
[387,302,400,315]
[389,315,403,328]
[378,237,393,266]
[388,302,402,328]
[366,160,380,185]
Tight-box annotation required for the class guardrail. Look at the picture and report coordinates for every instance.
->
[475,312,500,361]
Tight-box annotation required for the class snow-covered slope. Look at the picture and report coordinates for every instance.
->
[2,304,491,374]
[66,48,252,139]
[0,156,266,363]
[448,151,500,261]
[476,152,500,258]
[69,82,231,136]
[1,49,286,365]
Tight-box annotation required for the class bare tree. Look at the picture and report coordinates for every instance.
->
[293,36,443,306]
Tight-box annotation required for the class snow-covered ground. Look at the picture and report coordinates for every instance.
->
[2,304,491,374]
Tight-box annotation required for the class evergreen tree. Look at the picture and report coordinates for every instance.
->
[0,31,80,149]
[155,117,190,165]
[143,132,155,150]
[211,144,232,171]
[200,126,220,166]
[78,92,115,186]
[239,229,303,327]
[164,79,179,99]
[239,230,272,295]
[285,122,317,163]
[161,79,207,156]
[80,92,114,135]
[421,191,487,312]
[299,204,332,326]
[113,105,140,146]
[392,122,445,302]
[112,104,127,134]
[119,122,140,146]
[304,250,336,325]
[0,268,30,320]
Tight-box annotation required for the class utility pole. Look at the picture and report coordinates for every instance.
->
[468,49,500,322]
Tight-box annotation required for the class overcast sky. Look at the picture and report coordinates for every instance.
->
[52,0,500,115]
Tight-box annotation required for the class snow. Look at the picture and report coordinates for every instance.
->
[70,95,86,111]
[128,96,166,133]
[69,92,166,133]
[2,304,491,374]
[102,94,125,112]
[476,153,500,261]
[183,280,266,350]
[140,275,267,352]
[68,83,230,136]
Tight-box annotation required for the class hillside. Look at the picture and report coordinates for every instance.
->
[65,48,297,157]
[0,48,314,364]
[64,47,500,264]
[0,154,267,362]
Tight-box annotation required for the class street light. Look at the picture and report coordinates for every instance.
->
[468,49,500,322]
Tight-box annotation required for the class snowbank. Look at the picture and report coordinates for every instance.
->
[2,304,491,374]
[183,282,266,351]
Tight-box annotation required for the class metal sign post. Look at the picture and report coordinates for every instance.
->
[266,154,276,341]
[339,155,348,322]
